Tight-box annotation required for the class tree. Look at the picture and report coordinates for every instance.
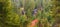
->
[0,0,20,27]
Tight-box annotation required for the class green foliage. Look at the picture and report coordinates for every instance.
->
[0,0,20,27]
[0,0,60,27]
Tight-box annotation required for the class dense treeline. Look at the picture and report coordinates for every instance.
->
[0,0,60,27]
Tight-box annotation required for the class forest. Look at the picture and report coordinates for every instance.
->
[0,0,60,27]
